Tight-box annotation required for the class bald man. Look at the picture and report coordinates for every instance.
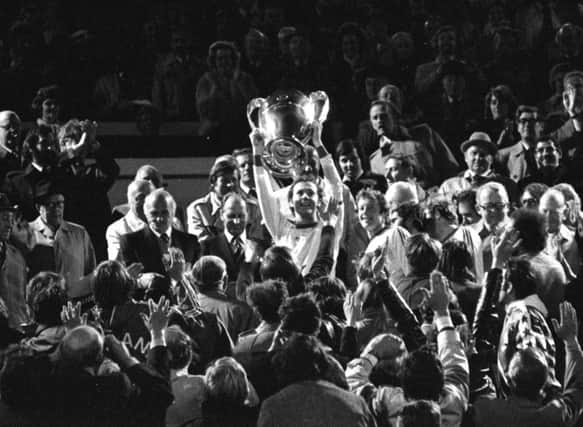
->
[0,111,22,186]
[106,179,154,260]
[119,189,200,277]
[60,325,105,370]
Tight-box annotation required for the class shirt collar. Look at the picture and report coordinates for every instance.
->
[224,228,247,244]
[150,226,172,241]
[209,192,222,216]
[31,216,69,233]
[506,294,548,317]
[463,169,494,179]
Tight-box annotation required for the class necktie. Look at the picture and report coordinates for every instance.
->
[232,236,243,261]
[159,233,170,254]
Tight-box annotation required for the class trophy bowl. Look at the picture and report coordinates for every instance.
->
[248,89,329,178]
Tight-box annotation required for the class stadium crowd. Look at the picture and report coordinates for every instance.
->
[3,0,583,426]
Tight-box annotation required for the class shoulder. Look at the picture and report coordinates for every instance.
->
[62,221,89,234]
[188,194,212,210]
[498,143,520,157]
[106,217,126,234]
[120,227,147,243]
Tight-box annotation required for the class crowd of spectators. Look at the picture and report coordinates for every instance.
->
[3,0,583,426]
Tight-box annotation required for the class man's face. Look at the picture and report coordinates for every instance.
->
[215,48,235,77]
[0,210,14,242]
[129,185,152,221]
[464,146,491,175]
[41,99,59,124]
[212,171,238,197]
[38,194,65,228]
[540,196,565,234]
[385,158,409,182]
[489,95,508,120]
[369,104,394,135]
[338,149,362,180]
[0,115,21,153]
[392,34,414,60]
[517,111,542,144]
[437,30,456,55]
[235,154,253,186]
[145,196,173,234]
[563,76,583,118]
[358,197,383,233]
[477,189,508,229]
[457,201,479,225]
[379,85,401,110]
[442,74,465,99]
[342,33,360,59]
[520,190,540,210]
[535,141,560,169]
[221,198,248,237]
[290,181,318,220]
[289,35,309,60]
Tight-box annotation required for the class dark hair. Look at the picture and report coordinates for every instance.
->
[370,99,397,116]
[515,105,540,121]
[454,189,477,207]
[406,233,441,276]
[247,279,288,323]
[401,347,444,401]
[207,40,240,70]
[273,333,329,387]
[506,257,537,299]
[437,240,475,284]
[508,347,548,400]
[337,22,366,55]
[399,400,441,427]
[521,182,549,203]
[484,84,517,119]
[287,176,323,204]
[307,276,347,319]
[143,273,173,303]
[165,325,193,370]
[426,197,457,223]
[511,208,546,253]
[93,261,135,310]
[20,124,57,166]
[356,188,388,215]
[31,85,62,117]
[279,293,321,335]
[260,246,305,296]
[334,138,361,161]
[232,147,252,157]
[26,272,67,326]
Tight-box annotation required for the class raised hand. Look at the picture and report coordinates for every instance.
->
[140,296,171,338]
[165,247,186,282]
[311,121,323,148]
[127,262,144,279]
[427,271,450,316]
[343,291,362,327]
[491,227,521,269]
[249,129,266,153]
[60,301,87,330]
[371,244,389,280]
[551,302,579,343]
[362,333,406,361]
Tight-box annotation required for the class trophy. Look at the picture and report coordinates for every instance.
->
[247,89,329,178]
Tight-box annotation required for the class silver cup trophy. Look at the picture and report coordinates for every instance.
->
[247,89,329,178]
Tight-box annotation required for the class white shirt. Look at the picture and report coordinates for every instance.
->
[106,210,146,260]
[365,225,411,287]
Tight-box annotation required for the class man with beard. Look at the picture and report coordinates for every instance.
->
[0,111,22,186]
[334,139,387,197]
[439,132,517,203]
[519,138,569,190]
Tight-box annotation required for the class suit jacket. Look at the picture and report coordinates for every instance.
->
[497,141,536,183]
[119,227,200,275]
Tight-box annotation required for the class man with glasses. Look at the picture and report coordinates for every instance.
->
[0,111,22,186]
[519,183,549,211]
[497,106,543,183]
[476,182,511,270]
[519,138,569,189]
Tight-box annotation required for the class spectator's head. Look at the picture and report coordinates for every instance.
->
[93,260,135,310]
[144,189,176,235]
[386,182,421,231]
[335,139,364,180]
[221,192,248,238]
[461,132,496,175]
[424,196,458,236]
[476,182,509,230]
[363,65,390,102]
[438,60,466,100]
[35,185,65,229]
[556,23,583,59]
[273,333,329,387]
[127,179,154,222]
[385,155,414,183]
[539,188,566,234]
[22,125,58,167]
[135,165,165,189]
[31,85,62,124]
[369,100,397,136]
[562,70,583,118]
[279,293,321,335]
[437,240,475,283]
[454,189,480,226]
[401,347,444,401]
[292,145,320,180]
[391,32,414,62]
[534,138,561,170]
[59,325,104,370]
[277,26,296,57]
[247,279,288,324]
[57,119,89,158]
[338,22,366,62]
[406,233,441,277]
[520,182,548,210]
[553,183,581,229]
[165,325,194,371]
[26,272,66,326]
[209,155,240,198]
[0,111,22,155]
[432,25,456,56]
[288,30,311,62]
[378,84,403,117]
[307,276,347,319]
[135,101,161,136]
[510,208,547,255]
[357,188,387,236]
[207,40,240,78]
[500,257,537,305]
[244,29,268,62]
[397,400,441,427]
[485,84,517,121]
[205,357,250,406]
[191,256,227,293]
[260,246,304,296]
[515,106,543,145]
[507,347,549,401]
[232,148,253,188]
[0,194,17,243]
[170,28,190,56]
[287,177,321,223]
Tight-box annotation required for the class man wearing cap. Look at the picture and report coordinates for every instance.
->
[0,193,28,329]
[497,106,544,183]
[0,111,22,186]
[440,132,517,202]
[187,155,263,242]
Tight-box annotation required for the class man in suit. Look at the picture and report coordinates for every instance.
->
[0,111,22,187]
[497,105,543,183]
[518,137,570,190]
[201,192,267,299]
[106,179,154,260]
[120,189,200,278]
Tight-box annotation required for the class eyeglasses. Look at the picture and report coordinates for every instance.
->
[478,203,506,211]
[521,198,538,207]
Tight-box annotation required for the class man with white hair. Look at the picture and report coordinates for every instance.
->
[476,182,511,270]
[0,111,21,185]
[106,179,154,260]
[540,188,581,276]
[119,189,200,277]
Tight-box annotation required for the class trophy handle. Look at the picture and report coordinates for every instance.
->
[247,97,267,130]
[308,91,330,123]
